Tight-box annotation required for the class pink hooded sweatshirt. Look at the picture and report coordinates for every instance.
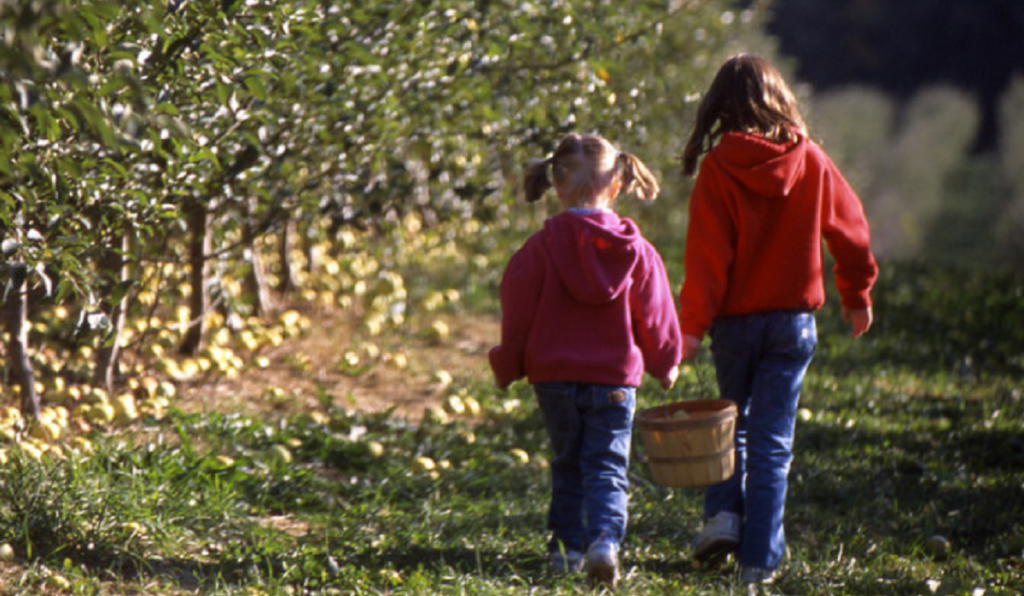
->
[489,210,682,389]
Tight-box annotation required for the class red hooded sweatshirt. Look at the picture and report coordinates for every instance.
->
[490,210,682,389]
[680,132,878,339]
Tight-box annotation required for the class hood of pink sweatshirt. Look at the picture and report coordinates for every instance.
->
[541,211,641,306]
[713,132,808,199]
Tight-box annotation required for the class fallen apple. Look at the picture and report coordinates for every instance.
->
[264,444,294,465]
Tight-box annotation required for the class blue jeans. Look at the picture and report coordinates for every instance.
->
[535,382,636,554]
[704,311,817,571]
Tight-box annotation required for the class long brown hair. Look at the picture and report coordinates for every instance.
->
[681,54,807,176]
[524,133,660,204]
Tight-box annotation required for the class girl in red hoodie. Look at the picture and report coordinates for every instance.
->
[678,55,878,586]
[490,133,682,587]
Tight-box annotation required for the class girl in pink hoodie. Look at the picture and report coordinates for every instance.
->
[490,133,682,587]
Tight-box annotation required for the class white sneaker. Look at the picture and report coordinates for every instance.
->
[691,511,741,562]
[549,548,583,574]
[584,541,619,587]
[740,566,776,584]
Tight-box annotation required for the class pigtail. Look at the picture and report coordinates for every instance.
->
[618,152,661,201]
[523,157,553,203]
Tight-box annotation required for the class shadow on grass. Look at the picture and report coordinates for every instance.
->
[791,420,1024,562]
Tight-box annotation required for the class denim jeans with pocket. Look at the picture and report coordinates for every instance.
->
[704,311,817,571]
[534,382,636,554]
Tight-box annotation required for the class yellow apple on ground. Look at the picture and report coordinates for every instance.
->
[443,395,466,416]
[422,291,445,312]
[509,448,530,464]
[426,319,450,343]
[361,342,381,360]
[280,310,302,329]
[113,393,139,423]
[29,420,61,442]
[85,386,108,404]
[432,369,453,388]
[18,442,43,461]
[501,399,521,414]
[462,396,482,416]
[157,381,176,398]
[71,437,94,455]
[141,396,170,418]
[366,441,385,458]
[87,403,117,428]
[342,351,361,368]
[179,358,200,378]
[72,403,93,421]
[0,543,14,561]
[263,387,287,403]
[122,521,145,538]
[306,411,330,426]
[422,406,450,425]
[390,352,409,369]
[44,575,71,591]
[264,445,294,465]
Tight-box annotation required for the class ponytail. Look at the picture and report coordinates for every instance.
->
[523,157,553,203]
[618,152,661,201]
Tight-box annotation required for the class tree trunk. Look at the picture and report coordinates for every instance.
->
[302,220,319,276]
[93,232,130,392]
[277,216,298,295]
[180,200,210,356]
[3,264,40,419]
[243,198,273,317]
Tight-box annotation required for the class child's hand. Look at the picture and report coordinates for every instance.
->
[660,365,679,391]
[842,306,873,337]
[681,334,702,361]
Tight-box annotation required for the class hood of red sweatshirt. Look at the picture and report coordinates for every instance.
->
[714,132,808,199]
[541,211,641,305]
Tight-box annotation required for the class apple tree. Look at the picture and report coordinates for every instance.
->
[0,0,767,412]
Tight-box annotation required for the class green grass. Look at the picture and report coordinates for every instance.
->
[1,262,1023,595]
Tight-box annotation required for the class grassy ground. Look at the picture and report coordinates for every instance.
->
[0,255,1022,595]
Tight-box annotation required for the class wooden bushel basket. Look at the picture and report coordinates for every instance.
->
[636,399,737,488]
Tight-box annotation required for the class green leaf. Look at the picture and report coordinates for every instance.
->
[102,158,128,180]
[189,147,222,169]
[243,76,268,101]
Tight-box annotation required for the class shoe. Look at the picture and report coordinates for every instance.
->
[549,548,584,574]
[740,566,776,584]
[691,511,741,562]
[584,541,619,587]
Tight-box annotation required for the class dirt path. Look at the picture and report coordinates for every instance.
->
[174,303,500,422]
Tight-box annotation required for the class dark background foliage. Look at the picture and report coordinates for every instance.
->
[762,0,1024,152]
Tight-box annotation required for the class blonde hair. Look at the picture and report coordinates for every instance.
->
[681,54,807,176]
[524,133,660,204]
